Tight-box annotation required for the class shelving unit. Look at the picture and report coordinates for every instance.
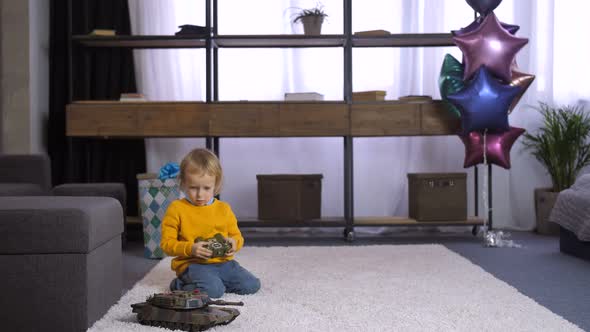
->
[72,35,207,48]
[66,0,486,241]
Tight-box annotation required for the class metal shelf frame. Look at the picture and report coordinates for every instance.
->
[66,0,491,240]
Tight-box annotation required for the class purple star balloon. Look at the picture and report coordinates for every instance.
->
[453,12,529,82]
[460,127,526,169]
[452,16,520,36]
[447,66,521,135]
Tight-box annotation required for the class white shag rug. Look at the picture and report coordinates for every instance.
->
[89,245,581,332]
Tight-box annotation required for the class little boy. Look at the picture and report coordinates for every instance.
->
[160,148,260,298]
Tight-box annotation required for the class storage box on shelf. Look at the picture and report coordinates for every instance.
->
[408,173,467,222]
[257,174,323,221]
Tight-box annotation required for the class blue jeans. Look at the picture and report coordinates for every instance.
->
[170,260,260,298]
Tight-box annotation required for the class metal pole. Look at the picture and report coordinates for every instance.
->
[343,0,352,103]
[488,163,493,230]
[343,0,354,238]
[474,165,478,217]
[205,0,211,103]
[213,0,219,101]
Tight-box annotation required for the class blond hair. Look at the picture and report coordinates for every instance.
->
[179,148,223,195]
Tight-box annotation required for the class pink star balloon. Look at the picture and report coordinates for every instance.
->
[453,13,529,82]
[460,127,525,169]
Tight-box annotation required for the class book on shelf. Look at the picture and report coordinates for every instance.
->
[353,30,391,37]
[352,90,386,102]
[284,92,324,101]
[398,95,433,103]
[119,93,147,102]
[175,24,209,36]
[89,29,116,36]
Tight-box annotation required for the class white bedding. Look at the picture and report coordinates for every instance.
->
[549,174,590,241]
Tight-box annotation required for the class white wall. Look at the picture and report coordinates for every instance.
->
[29,0,49,154]
[0,0,49,154]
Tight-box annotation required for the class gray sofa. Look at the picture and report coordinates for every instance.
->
[0,196,123,332]
[0,154,127,242]
[0,154,51,195]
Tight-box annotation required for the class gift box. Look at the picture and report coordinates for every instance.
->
[137,172,182,259]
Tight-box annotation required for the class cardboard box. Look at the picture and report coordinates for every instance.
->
[408,173,467,221]
[257,174,323,221]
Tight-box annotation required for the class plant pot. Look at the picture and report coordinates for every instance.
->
[534,187,561,235]
[300,16,324,35]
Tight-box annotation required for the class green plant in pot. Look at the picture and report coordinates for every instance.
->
[291,4,328,35]
[522,102,590,235]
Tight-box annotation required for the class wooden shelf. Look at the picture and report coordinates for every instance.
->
[72,33,455,48]
[353,216,483,226]
[214,35,346,48]
[71,33,453,49]
[280,102,348,136]
[66,101,209,137]
[236,216,482,227]
[72,35,207,48]
[238,217,346,227]
[351,102,421,136]
[350,100,460,136]
[209,103,280,137]
[65,100,460,138]
[352,33,454,47]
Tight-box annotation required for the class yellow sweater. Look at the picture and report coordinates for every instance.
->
[160,199,244,276]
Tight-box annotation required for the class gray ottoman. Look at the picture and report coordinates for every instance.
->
[53,183,127,243]
[0,196,123,332]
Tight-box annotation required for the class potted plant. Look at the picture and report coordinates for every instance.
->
[291,4,328,35]
[522,102,590,235]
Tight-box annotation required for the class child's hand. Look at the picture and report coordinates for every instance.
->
[225,237,237,256]
[192,241,212,259]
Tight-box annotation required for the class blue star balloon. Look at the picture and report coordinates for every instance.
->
[447,66,521,135]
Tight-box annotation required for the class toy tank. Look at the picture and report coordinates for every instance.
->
[131,290,244,331]
[194,233,233,257]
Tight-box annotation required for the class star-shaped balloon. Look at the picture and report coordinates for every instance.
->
[453,12,529,82]
[508,69,535,113]
[447,66,521,135]
[452,16,519,36]
[465,0,502,16]
[460,126,525,169]
[438,54,465,117]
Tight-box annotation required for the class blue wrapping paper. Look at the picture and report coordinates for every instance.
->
[158,162,180,180]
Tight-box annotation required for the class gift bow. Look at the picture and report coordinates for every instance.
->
[159,162,180,180]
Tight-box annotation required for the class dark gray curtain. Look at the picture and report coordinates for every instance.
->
[49,0,146,216]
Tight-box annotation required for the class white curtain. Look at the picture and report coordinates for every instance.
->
[128,0,590,230]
